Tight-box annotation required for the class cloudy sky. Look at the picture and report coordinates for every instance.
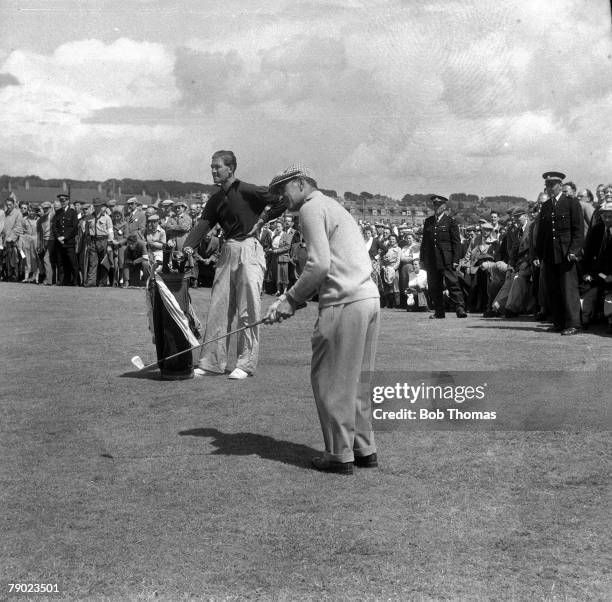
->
[1,0,611,198]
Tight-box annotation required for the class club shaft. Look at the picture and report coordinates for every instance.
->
[139,319,264,371]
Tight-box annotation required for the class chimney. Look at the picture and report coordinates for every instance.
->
[118,186,122,197]
[25,179,30,190]
[63,181,68,192]
[98,183,102,193]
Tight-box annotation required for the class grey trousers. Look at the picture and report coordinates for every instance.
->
[310,297,380,462]
[199,238,266,374]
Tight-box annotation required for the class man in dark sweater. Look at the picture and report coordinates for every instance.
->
[183,150,286,379]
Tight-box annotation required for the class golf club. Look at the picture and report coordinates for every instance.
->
[130,319,265,371]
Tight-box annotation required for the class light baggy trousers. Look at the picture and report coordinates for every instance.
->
[199,238,266,374]
[310,297,380,463]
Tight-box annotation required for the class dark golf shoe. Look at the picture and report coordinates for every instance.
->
[354,453,378,468]
[311,457,354,475]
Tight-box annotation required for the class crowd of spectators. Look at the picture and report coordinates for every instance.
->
[0,195,219,288]
[2,181,612,333]
[360,181,612,333]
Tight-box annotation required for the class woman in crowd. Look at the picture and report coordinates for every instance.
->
[398,232,420,304]
[380,234,401,308]
[76,204,93,286]
[364,226,382,290]
[19,204,40,282]
[110,208,127,286]
[405,257,429,311]
[265,221,283,295]
[275,222,293,296]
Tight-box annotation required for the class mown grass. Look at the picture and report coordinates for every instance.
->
[0,283,610,600]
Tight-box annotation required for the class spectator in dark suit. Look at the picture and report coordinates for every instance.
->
[581,198,612,331]
[51,193,79,285]
[420,195,467,319]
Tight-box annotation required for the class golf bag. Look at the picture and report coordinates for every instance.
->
[147,251,201,380]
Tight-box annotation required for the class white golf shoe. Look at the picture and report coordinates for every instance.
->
[228,368,249,380]
[193,368,219,377]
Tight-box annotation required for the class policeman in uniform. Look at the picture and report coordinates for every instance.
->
[535,171,583,335]
[420,195,467,318]
[51,193,79,285]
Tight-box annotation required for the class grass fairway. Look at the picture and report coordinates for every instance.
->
[1,283,610,600]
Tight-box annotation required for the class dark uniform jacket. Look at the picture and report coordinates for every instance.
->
[51,207,78,246]
[420,213,461,271]
[582,221,612,277]
[535,194,584,264]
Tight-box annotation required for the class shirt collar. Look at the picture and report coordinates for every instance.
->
[304,189,323,202]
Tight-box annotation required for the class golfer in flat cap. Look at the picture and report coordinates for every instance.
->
[264,163,380,475]
[183,150,286,379]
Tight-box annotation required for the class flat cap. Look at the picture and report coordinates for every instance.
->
[430,195,448,204]
[269,162,314,194]
[126,197,138,204]
[542,171,566,182]
[512,207,526,217]
[41,201,52,209]
[174,200,188,208]
[147,214,160,221]
[480,221,494,230]
[93,199,107,207]
[161,199,174,207]
[107,199,117,207]
[57,193,70,199]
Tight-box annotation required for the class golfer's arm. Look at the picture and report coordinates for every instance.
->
[286,207,329,304]
[183,219,212,250]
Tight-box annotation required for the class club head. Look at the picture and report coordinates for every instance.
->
[131,355,145,370]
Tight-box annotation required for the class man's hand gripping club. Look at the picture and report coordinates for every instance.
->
[263,293,296,324]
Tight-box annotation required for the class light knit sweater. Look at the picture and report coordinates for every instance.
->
[287,190,379,307]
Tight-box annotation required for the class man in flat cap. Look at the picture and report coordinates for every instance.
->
[264,163,380,474]
[420,195,467,318]
[51,193,79,285]
[505,207,535,316]
[85,199,114,287]
[1,196,24,282]
[36,201,54,285]
[183,150,286,379]
[163,200,192,251]
[144,213,166,265]
[535,171,583,335]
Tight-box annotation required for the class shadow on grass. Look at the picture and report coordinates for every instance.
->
[467,324,549,332]
[179,427,318,468]
[119,369,162,380]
